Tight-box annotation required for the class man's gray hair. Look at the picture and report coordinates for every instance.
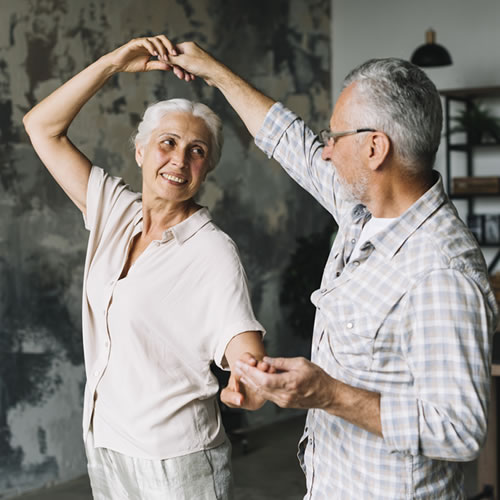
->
[133,98,223,172]
[343,58,442,173]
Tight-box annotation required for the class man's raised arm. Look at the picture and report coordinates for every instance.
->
[170,42,275,137]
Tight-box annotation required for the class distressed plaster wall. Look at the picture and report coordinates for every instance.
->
[0,0,331,496]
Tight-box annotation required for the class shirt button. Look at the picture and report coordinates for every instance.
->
[336,271,341,277]
[347,322,354,329]
[351,238,356,244]
[353,260,360,266]
[104,340,109,348]
[94,370,99,377]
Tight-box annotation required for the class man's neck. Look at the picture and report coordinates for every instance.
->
[366,170,435,218]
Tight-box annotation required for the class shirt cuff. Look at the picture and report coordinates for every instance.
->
[254,102,299,159]
[380,393,420,455]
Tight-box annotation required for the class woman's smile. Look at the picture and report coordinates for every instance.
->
[160,172,188,185]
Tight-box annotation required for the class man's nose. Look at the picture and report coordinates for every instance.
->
[321,143,332,162]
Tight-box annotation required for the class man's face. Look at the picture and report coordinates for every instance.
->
[321,83,369,203]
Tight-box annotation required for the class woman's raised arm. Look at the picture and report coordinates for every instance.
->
[23,36,187,215]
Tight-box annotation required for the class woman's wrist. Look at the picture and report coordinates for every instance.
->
[94,53,121,79]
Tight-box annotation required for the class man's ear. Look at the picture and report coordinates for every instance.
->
[366,131,390,171]
[135,144,144,168]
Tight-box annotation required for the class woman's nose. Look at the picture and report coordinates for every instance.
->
[171,148,187,167]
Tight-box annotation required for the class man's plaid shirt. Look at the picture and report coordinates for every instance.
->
[255,103,498,499]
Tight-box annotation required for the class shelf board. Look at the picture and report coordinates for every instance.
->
[451,193,500,199]
[440,86,500,98]
[449,143,500,151]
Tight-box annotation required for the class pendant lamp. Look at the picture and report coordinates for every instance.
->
[411,29,452,67]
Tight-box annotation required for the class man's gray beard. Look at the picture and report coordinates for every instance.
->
[337,172,369,204]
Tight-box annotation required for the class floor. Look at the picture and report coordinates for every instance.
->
[11,415,307,500]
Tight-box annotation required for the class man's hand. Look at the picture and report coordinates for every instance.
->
[234,356,337,411]
[235,355,383,436]
[167,42,223,86]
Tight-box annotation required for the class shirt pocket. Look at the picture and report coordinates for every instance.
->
[326,305,383,371]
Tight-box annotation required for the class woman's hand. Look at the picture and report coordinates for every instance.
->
[104,35,194,81]
[221,352,274,411]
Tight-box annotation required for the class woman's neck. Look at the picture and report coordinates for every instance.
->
[141,197,200,238]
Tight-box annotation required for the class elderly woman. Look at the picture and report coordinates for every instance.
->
[23,35,268,500]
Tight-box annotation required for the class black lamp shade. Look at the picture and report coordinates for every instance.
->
[411,29,452,67]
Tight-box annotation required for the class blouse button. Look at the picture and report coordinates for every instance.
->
[346,322,354,329]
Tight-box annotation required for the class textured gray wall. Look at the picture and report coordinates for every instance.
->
[0,0,331,495]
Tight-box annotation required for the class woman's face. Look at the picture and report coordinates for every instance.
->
[136,112,212,205]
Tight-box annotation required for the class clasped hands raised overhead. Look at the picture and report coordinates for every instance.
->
[104,35,219,84]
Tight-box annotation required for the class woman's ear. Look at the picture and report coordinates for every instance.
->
[366,131,390,171]
[135,144,144,168]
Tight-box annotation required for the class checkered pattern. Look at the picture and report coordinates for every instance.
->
[255,103,498,499]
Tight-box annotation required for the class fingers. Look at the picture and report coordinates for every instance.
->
[220,387,243,408]
[136,38,160,58]
[235,361,280,388]
[145,60,172,72]
[263,356,305,371]
[136,35,195,79]
[153,36,195,80]
[155,34,178,57]
[238,352,258,366]
[236,353,274,373]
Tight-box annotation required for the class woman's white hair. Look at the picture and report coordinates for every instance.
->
[132,98,223,172]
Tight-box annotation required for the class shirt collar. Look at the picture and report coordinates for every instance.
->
[169,207,212,244]
[355,171,447,259]
[133,206,212,245]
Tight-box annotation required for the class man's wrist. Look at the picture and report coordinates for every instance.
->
[209,61,236,90]
[323,376,341,415]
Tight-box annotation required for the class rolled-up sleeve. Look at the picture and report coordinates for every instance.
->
[381,269,493,461]
[255,102,340,219]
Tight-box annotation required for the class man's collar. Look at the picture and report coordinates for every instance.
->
[353,171,447,258]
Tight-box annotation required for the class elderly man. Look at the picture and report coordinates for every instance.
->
[169,43,498,498]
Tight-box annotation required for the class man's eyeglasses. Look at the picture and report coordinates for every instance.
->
[319,128,376,146]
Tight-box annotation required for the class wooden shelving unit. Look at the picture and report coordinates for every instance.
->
[440,86,500,274]
[441,87,500,499]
